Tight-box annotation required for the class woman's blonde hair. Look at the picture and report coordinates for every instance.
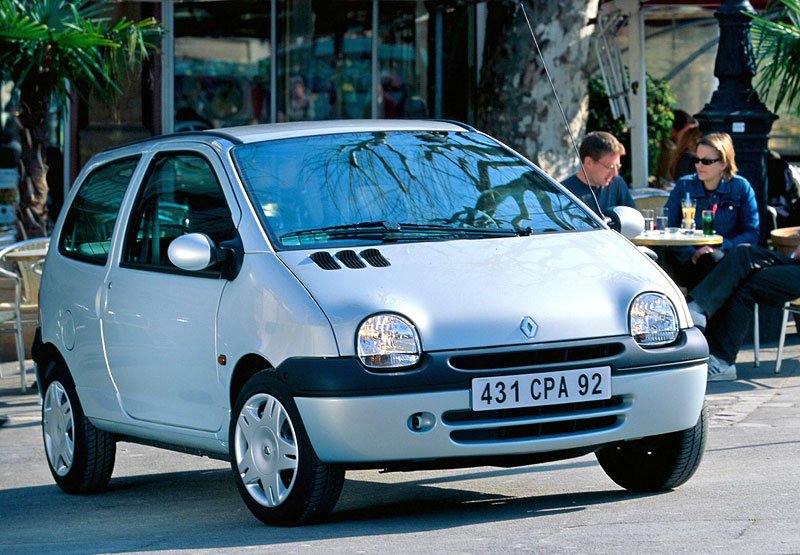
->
[698,132,737,180]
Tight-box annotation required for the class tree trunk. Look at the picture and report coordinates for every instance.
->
[17,78,51,238]
[477,0,599,181]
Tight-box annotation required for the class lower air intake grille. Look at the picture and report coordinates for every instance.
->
[444,396,624,443]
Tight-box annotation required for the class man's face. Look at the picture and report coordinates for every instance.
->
[583,153,622,187]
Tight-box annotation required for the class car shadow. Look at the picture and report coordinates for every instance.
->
[0,460,663,554]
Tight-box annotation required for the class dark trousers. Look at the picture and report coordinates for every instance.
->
[668,248,725,289]
[690,244,800,364]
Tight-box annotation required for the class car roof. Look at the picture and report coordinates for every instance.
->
[102,119,475,156]
[216,119,474,144]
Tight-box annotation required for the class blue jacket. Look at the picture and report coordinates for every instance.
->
[666,173,759,256]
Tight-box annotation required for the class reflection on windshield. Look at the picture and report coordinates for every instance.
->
[232,131,598,249]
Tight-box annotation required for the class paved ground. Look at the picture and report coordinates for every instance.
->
[1,331,799,553]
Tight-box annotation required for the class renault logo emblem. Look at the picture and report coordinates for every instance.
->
[520,316,538,339]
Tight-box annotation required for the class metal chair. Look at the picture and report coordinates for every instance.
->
[753,206,784,369]
[0,266,25,387]
[0,237,50,391]
[775,300,800,373]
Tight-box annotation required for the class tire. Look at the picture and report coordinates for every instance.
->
[596,404,707,492]
[41,360,116,494]
[229,371,345,526]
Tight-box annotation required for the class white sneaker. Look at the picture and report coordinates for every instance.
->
[707,354,737,381]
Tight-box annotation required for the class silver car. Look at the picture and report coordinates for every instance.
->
[35,120,708,526]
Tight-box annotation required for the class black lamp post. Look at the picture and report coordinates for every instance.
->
[694,0,777,243]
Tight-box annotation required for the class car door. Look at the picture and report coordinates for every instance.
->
[48,157,141,415]
[101,146,239,431]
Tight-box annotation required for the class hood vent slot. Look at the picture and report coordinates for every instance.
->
[335,250,366,269]
[310,251,341,270]
[310,249,390,270]
[360,248,390,267]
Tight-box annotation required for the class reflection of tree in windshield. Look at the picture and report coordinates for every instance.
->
[233,130,596,245]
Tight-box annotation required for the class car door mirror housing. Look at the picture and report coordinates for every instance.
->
[168,233,226,272]
[605,206,644,239]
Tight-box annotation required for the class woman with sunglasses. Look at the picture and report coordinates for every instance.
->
[664,132,760,288]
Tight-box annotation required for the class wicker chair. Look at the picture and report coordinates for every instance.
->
[630,187,670,213]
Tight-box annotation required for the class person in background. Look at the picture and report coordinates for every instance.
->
[672,109,698,144]
[664,132,760,289]
[668,125,703,182]
[655,109,698,187]
[687,243,800,381]
[561,131,636,217]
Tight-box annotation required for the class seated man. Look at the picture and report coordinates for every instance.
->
[561,131,636,217]
[687,243,800,381]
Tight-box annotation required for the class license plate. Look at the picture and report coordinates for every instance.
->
[471,366,612,412]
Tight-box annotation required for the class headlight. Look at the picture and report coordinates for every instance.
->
[629,293,679,346]
[357,313,421,369]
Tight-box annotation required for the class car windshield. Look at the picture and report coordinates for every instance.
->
[232,130,599,249]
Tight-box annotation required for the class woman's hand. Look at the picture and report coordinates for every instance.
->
[692,245,715,264]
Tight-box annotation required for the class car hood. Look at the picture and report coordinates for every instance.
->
[275,230,685,355]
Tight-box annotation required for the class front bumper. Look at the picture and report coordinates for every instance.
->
[296,363,706,463]
[281,330,708,464]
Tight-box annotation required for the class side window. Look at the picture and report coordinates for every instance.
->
[58,157,140,265]
[123,153,236,272]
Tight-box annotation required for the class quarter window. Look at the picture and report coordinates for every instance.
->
[58,157,140,264]
[123,153,236,272]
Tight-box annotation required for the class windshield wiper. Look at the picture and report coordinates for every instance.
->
[281,221,529,242]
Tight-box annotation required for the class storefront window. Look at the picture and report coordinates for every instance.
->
[174,1,271,129]
[278,0,372,121]
[378,1,429,119]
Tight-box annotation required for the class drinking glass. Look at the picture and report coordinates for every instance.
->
[656,207,668,232]
[681,199,696,230]
[702,209,714,235]
[641,209,655,232]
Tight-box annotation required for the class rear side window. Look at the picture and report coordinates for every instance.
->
[122,153,236,272]
[59,157,139,264]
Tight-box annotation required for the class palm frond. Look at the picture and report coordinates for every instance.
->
[750,0,800,115]
[0,0,161,110]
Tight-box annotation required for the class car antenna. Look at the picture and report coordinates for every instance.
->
[517,1,604,217]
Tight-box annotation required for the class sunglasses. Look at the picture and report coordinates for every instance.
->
[692,156,720,166]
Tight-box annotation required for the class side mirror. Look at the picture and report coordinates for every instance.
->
[605,206,644,239]
[168,233,226,271]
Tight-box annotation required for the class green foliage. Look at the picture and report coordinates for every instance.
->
[749,0,800,116]
[587,74,676,184]
[0,0,161,110]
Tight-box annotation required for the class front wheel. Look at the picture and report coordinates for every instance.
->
[229,372,344,526]
[41,360,116,494]
[596,405,707,491]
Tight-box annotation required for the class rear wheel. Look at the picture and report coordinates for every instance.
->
[41,360,116,494]
[229,371,344,526]
[596,405,707,491]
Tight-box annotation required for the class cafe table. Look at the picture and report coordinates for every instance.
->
[631,229,723,248]
[630,229,723,270]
